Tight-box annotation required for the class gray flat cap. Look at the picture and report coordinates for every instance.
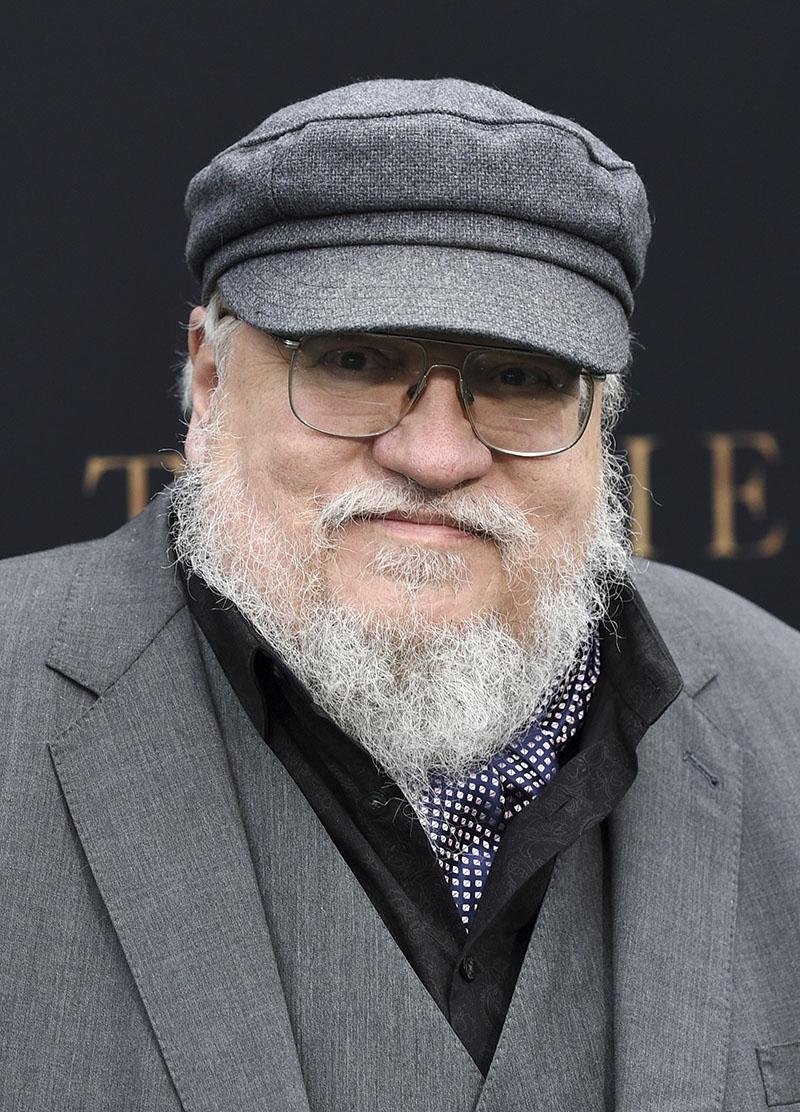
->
[185,78,651,374]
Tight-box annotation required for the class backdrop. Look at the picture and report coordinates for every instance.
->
[5,1,798,626]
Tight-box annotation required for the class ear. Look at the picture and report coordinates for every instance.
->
[185,306,219,463]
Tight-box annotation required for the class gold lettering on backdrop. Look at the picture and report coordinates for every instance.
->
[705,432,787,558]
[622,435,661,559]
[83,453,184,519]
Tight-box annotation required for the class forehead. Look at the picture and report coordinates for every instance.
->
[376,328,541,353]
[244,322,521,355]
[239,320,583,375]
[362,330,586,377]
[304,327,578,369]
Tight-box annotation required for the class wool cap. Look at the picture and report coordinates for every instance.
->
[185,78,651,374]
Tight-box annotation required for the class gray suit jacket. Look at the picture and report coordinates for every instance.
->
[2,490,799,1111]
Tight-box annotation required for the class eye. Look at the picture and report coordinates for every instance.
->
[497,365,554,389]
[465,351,582,403]
[489,364,565,395]
[320,346,388,373]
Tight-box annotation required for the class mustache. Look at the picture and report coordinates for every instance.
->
[310,480,539,548]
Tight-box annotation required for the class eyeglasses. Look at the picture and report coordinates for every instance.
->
[278,332,605,458]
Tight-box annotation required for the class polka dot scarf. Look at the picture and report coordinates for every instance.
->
[418,632,601,929]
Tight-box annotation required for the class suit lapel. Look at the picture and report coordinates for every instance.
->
[46,495,310,1112]
[610,687,742,1112]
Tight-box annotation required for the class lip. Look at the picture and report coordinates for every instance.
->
[365,513,481,542]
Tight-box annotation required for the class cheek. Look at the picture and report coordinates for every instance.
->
[232,407,366,508]
[506,447,602,540]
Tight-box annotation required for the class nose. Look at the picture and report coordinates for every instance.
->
[369,366,493,490]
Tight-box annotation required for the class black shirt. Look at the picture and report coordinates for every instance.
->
[180,563,681,1075]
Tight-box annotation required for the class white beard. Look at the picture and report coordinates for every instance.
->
[170,404,631,803]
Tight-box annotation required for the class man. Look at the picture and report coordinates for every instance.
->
[1,78,798,1112]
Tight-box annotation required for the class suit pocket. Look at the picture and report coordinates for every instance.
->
[757,1041,800,1107]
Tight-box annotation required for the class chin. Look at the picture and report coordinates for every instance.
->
[332,582,494,627]
[325,545,511,624]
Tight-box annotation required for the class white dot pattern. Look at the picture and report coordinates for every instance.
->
[418,631,601,929]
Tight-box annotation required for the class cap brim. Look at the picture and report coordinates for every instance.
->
[216,245,631,375]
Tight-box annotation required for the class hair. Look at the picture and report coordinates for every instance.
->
[177,287,630,432]
[177,291,242,416]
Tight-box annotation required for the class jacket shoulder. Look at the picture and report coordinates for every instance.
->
[0,493,181,711]
[0,538,97,646]
[0,539,103,761]
[633,558,798,641]
[631,558,800,698]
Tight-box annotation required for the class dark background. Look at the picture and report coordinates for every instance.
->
[4,1,798,626]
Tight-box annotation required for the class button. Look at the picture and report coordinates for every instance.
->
[365,791,387,814]
[460,956,478,982]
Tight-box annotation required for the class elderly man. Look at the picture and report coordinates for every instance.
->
[2,78,799,1112]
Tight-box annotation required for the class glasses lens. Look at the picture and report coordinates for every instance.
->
[462,349,592,454]
[290,333,426,436]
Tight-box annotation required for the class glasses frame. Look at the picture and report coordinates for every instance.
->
[278,332,606,459]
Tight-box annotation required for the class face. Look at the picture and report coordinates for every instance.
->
[184,309,605,634]
[175,304,629,799]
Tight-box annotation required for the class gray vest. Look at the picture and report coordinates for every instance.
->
[199,629,613,1112]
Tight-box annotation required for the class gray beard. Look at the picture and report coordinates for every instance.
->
[170,415,631,802]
